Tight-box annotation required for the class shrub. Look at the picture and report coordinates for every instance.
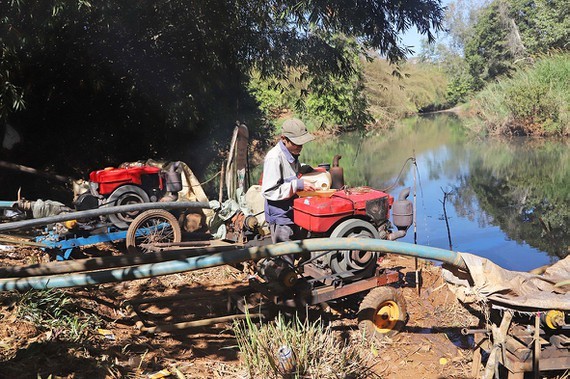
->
[305,71,372,130]
[446,74,474,105]
[504,79,559,133]
[363,58,449,122]
[248,74,289,117]
[471,53,569,136]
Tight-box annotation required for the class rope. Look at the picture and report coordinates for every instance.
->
[191,170,222,187]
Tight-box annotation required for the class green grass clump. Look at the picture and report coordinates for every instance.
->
[17,289,100,342]
[232,313,373,379]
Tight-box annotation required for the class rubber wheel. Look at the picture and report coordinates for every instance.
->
[126,209,182,254]
[107,185,150,229]
[358,286,407,341]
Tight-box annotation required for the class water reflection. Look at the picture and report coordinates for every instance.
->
[301,114,568,271]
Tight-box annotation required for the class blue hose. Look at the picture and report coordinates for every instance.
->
[0,238,466,291]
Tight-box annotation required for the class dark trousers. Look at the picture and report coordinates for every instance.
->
[269,223,301,265]
[269,223,301,244]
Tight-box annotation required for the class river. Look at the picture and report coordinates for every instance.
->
[301,114,569,271]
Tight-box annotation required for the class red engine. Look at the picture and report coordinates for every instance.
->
[82,163,184,229]
[293,188,393,234]
[89,166,163,196]
[287,187,412,281]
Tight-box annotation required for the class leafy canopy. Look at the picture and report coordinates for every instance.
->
[0,0,445,179]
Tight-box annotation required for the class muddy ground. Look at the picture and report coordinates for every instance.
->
[0,245,491,379]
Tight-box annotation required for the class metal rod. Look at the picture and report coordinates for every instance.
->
[149,241,212,247]
[0,160,73,183]
[0,201,211,232]
[0,238,467,291]
[125,292,221,306]
[0,235,47,248]
[140,313,263,333]
[534,312,540,379]
[413,154,419,296]
[219,164,224,203]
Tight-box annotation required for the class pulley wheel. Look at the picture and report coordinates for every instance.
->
[126,209,182,254]
[327,219,379,275]
[358,287,407,341]
[107,185,150,229]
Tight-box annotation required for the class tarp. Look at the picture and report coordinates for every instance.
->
[443,253,570,311]
[31,199,71,218]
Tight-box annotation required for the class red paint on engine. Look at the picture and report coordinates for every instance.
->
[293,188,393,233]
[89,166,162,195]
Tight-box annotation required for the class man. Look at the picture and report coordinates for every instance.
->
[262,118,316,247]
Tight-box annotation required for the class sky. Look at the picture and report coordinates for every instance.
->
[400,0,452,57]
[401,29,428,57]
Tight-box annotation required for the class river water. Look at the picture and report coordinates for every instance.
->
[301,114,569,271]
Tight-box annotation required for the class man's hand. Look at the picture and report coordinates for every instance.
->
[303,181,317,192]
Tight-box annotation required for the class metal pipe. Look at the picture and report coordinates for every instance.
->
[387,230,407,240]
[0,201,210,232]
[0,238,466,291]
[0,244,239,278]
[461,328,490,335]
[140,314,264,333]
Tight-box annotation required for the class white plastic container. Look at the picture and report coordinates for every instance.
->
[301,170,332,190]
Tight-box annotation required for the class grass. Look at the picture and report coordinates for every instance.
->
[230,311,376,379]
[16,288,100,342]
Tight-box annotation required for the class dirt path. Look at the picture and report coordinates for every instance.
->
[0,247,481,378]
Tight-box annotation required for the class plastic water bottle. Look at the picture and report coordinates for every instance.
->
[278,345,296,375]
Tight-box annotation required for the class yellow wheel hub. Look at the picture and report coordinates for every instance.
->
[373,300,400,333]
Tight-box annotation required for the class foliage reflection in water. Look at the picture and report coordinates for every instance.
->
[301,114,568,271]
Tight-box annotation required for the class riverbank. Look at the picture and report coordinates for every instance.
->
[415,54,569,138]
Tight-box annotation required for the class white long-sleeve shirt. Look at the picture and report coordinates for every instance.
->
[261,141,305,224]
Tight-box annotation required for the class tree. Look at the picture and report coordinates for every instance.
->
[418,0,488,104]
[508,0,570,55]
[0,0,445,184]
[463,0,569,87]
[444,0,489,55]
[464,1,514,88]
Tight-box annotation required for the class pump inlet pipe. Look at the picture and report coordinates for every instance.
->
[0,238,466,291]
